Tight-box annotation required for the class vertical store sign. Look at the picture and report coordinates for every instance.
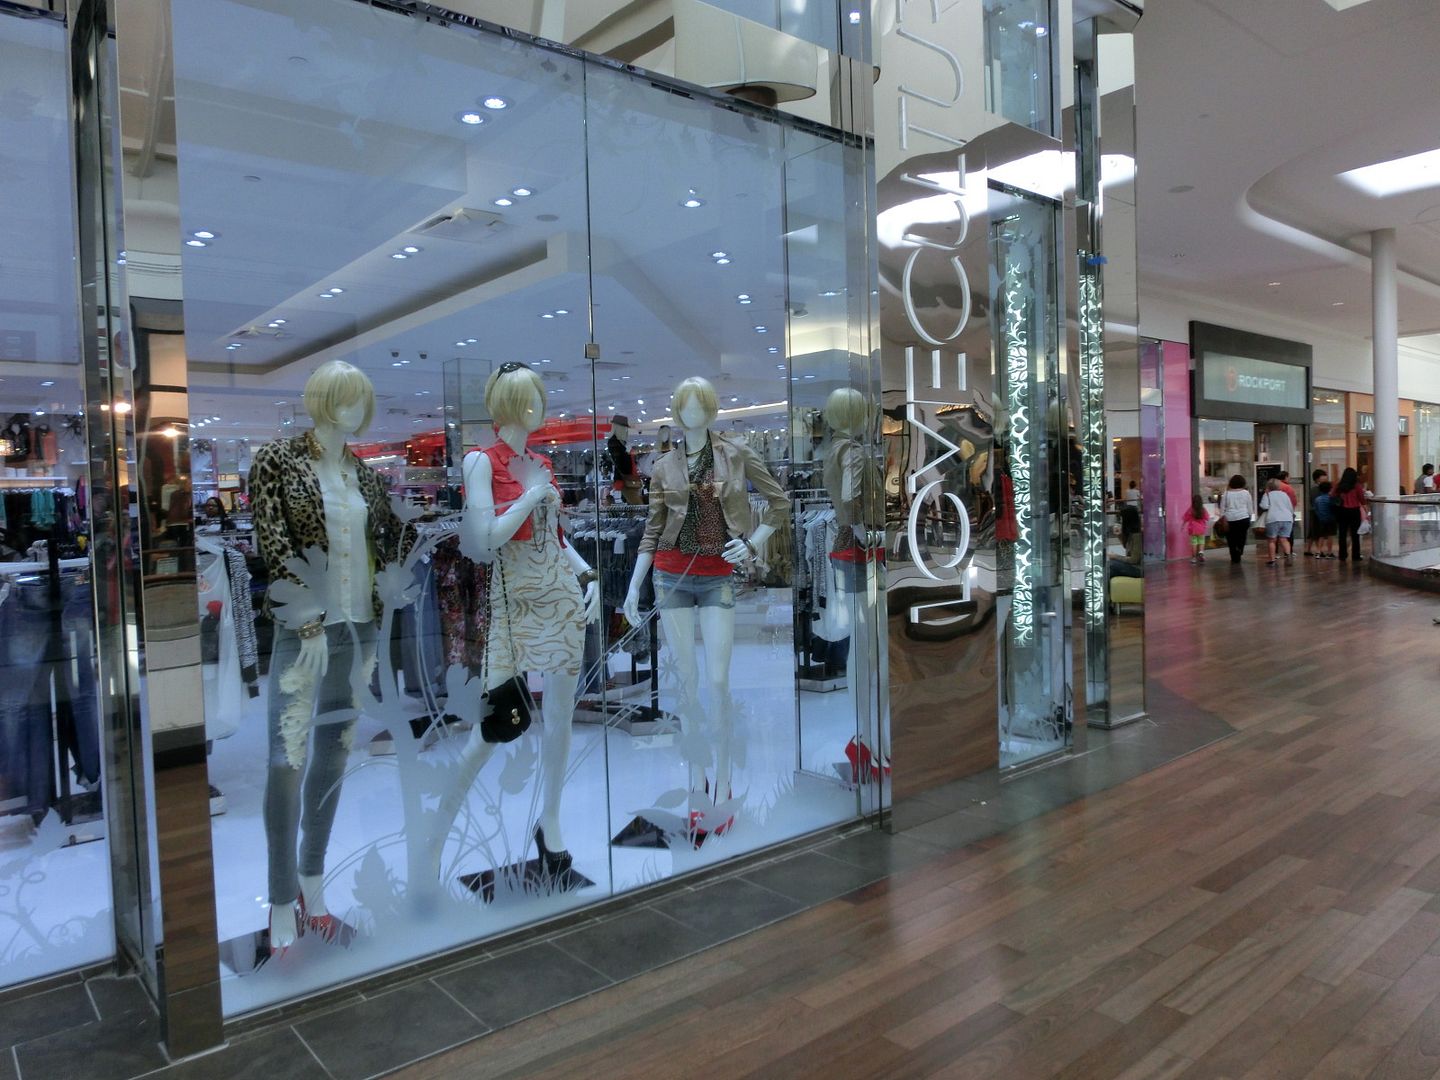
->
[893,0,978,626]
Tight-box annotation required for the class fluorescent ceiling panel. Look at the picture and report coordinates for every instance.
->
[1340,147,1440,197]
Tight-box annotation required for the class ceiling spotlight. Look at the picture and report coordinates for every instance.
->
[681,195,705,209]
[40,380,55,387]
[272,318,287,325]
[494,197,514,207]
[392,362,404,368]
[754,326,767,333]
[737,294,750,300]
[193,230,216,240]
[466,338,477,344]
[712,251,728,259]
[730,396,739,403]
[185,239,208,248]
[637,399,645,405]
[768,347,780,354]
[391,252,409,259]
[455,341,467,347]
[540,313,555,319]
[319,292,335,298]
[554,309,569,316]
[328,287,344,294]
[739,298,752,305]
[456,111,485,126]
[482,96,509,110]
[715,258,731,265]
[512,187,533,197]
[1267,281,1282,287]
[402,245,421,254]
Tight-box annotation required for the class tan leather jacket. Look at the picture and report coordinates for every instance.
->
[639,434,789,555]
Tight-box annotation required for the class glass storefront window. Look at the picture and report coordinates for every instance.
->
[169,0,875,1016]
[984,0,1056,134]
[1198,419,1256,507]
[0,9,117,989]
[1313,389,1347,486]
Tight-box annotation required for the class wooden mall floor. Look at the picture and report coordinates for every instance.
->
[401,560,1440,1080]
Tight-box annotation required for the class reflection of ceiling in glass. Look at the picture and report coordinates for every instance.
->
[167,0,857,442]
[0,14,84,418]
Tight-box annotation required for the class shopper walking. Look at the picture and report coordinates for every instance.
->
[1334,466,1367,562]
[1305,469,1328,557]
[1311,480,1337,558]
[1182,493,1209,564]
[1259,478,1294,565]
[1220,474,1254,564]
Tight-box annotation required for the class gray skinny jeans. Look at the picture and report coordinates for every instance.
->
[264,620,375,905]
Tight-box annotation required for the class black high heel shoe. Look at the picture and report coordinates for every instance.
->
[533,824,574,879]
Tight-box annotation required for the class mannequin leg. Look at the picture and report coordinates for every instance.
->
[658,606,703,791]
[536,668,580,852]
[263,627,310,949]
[425,721,498,884]
[295,719,357,917]
[698,604,736,797]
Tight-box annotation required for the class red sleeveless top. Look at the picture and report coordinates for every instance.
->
[479,441,561,542]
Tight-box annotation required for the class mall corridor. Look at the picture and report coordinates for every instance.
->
[398,565,1440,1080]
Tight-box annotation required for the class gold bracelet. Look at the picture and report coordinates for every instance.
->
[297,619,326,640]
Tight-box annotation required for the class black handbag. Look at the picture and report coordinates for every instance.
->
[480,559,534,744]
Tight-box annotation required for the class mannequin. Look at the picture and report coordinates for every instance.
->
[623,376,788,810]
[821,388,887,780]
[608,415,641,505]
[249,360,405,952]
[431,362,600,880]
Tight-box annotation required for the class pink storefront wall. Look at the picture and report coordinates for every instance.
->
[1162,339,1194,560]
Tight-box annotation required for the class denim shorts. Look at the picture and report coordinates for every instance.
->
[1265,520,1293,539]
[653,568,735,610]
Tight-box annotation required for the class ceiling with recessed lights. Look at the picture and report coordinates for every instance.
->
[1136,0,1440,342]
[122,0,854,446]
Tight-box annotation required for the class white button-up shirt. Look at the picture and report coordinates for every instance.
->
[316,456,373,624]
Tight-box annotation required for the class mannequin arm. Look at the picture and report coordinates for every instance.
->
[623,551,654,626]
[461,450,548,557]
[560,532,601,622]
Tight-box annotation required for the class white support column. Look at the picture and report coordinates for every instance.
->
[1372,227,1400,498]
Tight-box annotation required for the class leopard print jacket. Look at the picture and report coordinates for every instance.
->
[249,431,404,621]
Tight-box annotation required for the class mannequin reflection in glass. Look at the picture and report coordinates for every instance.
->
[623,376,789,820]
[433,362,600,881]
[820,388,887,781]
[249,361,405,953]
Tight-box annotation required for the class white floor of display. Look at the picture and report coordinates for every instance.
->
[209,608,870,1016]
[0,811,115,990]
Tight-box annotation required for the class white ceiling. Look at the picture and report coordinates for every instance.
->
[1135,0,1440,346]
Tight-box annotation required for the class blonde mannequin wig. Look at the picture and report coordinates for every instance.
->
[304,360,375,434]
[825,387,869,436]
[485,362,547,427]
[671,376,718,427]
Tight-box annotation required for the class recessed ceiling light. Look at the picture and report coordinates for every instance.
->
[769,347,780,354]
[466,338,477,344]
[715,258,730,265]
[737,294,750,300]
[391,252,409,259]
[1332,301,1345,306]
[494,197,514,207]
[512,187,533,197]
[1267,281,1282,287]
[40,380,54,387]
[34,410,44,416]
[803,374,816,379]
[540,313,555,319]
[193,230,216,240]
[455,341,467,347]
[820,290,840,297]
[482,96,509,110]
[185,239,207,248]
[730,396,739,402]
[681,197,704,209]
[712,251,728,259]
[1341,147,1440,197]
[637,399,645,405]
[392,362,404,368]
[320,292,335,298]
[554,309,569,316]
[272,318,286,325]
[328,287,344,294]
[456,111,485,126]
[754,326,767,333]
[739,298,752,305]
[402,245,421,254]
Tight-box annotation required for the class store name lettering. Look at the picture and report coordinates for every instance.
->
[895,0,967,152]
